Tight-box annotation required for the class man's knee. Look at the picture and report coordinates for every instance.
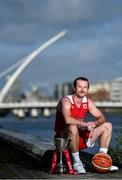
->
[104,122,112,130]
[102,122,112,134]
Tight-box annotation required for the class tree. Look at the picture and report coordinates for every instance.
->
[109,120,122,166]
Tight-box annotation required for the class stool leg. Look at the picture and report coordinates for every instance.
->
[58,151,64,173]
[63,149,75,174]
[50,149,58,174]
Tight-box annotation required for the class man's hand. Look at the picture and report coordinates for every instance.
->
[86,121,96,131]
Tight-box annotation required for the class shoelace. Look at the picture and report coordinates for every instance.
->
[79,161,85,167]
[77,162,85,169]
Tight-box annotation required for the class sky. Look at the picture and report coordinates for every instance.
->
[0,0,122,93]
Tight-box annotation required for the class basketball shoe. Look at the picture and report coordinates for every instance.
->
[109,165,118,171]
[73,161,86,174]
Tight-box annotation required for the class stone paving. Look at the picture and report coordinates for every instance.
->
[0,129,121,179]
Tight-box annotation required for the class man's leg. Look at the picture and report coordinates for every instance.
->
[68,125,86,174]
[68,125,79,152]
[88,122,118,171]
[89,122,112,149]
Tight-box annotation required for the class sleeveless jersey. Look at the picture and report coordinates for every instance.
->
[54,95,89,137]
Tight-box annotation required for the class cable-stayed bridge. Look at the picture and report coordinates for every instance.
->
[0,30,122,114]
[0,30,67,103]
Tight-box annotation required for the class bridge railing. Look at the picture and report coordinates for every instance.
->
[0,101,122,109]
[0,101,58,109]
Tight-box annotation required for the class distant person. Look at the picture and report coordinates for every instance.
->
[54,76,118,174]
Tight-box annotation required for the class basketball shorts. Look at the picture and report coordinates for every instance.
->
[79,129,94,149]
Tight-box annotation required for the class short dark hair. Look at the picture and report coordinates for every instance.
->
[73,77,89,89]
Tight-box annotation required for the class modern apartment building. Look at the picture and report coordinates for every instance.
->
[54,82,72,100]
[110,77,122,102]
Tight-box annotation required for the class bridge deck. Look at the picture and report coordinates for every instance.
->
[0,101,122,109]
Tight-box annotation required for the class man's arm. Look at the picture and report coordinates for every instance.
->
[88,99,106,129]
[61,97,87,127]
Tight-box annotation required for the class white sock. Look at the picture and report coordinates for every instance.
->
[99,148,108,154]
[72,152,81,163]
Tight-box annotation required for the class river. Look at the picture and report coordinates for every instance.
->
[0,111,121,154]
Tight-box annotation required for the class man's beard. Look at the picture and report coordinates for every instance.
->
[77,91,85,98]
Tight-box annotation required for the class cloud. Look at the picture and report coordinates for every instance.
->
[0,0,122,90]
[1,0,122,42]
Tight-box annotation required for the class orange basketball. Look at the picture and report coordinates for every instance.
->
[92,152,112,173]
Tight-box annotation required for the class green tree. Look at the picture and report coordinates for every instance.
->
[109,121,122,166]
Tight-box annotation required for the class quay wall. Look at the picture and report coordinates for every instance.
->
[0,128,55,159]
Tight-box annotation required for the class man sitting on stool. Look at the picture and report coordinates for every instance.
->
[54,76,118,174]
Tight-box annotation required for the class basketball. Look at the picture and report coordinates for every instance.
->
[92,152,112,173]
